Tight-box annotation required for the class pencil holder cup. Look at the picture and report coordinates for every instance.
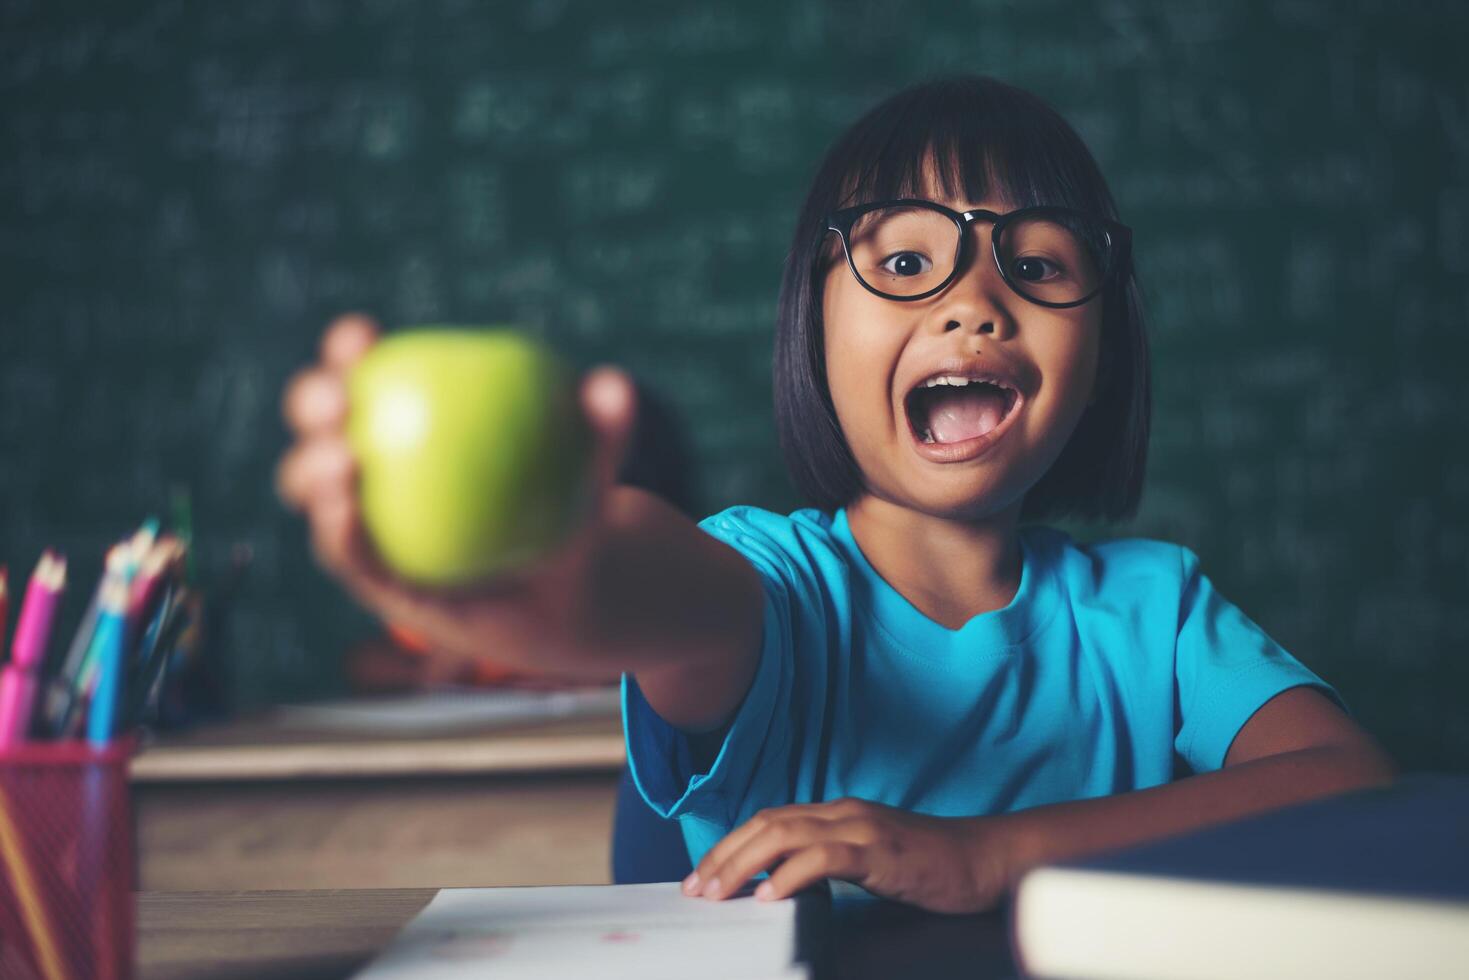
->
[0,740,134,980]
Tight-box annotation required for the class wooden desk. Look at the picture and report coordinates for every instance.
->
[131,711,626,891]
[137,886,1019,979]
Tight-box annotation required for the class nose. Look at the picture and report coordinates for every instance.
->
[928,219,1017,339]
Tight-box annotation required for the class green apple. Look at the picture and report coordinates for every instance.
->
[346,326,593,587]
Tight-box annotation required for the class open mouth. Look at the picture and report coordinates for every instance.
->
[903,375,1021,446]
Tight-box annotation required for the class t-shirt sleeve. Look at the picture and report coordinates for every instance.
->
[1173,545,1350,772]
[620,507,834,829]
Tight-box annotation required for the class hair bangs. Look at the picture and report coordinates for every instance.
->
[824,80,1111,219]
[827,107,1017,213]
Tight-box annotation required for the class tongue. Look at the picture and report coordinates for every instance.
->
[926,387,1007,443]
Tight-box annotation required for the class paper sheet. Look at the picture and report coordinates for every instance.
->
[355,882,809,979]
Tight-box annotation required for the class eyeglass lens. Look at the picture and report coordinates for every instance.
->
[845,205,1110,304]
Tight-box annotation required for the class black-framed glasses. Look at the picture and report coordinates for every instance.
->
[824,199,1133,308]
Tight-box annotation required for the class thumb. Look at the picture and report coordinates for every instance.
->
[580,366,638,495]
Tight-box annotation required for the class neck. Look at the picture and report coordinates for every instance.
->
[844,494,1025,631]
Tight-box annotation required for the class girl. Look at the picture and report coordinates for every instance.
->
[276,75,1394,914]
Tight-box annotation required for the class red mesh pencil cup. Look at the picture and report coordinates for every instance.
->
[0,739,135,980]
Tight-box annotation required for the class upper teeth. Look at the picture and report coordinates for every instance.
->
[922,375,1009,389]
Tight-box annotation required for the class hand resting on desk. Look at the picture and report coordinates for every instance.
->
[684,796,1019,915]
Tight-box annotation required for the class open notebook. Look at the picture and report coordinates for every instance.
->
[355,881,827,979]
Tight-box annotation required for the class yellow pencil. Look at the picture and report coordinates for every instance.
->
[0,783,67,980]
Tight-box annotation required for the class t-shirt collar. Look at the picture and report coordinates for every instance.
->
[830,507,1062,652]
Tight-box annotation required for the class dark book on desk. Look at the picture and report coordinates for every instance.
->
[1010,774,1469,980]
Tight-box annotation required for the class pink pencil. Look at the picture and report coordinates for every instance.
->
[0,551,68,745]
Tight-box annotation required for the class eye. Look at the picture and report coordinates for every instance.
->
[879,251,932,277]
[1011,255,1064,282]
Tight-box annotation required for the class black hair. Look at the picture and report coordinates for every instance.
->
[772,75,1150,524]
[617,381,702,518]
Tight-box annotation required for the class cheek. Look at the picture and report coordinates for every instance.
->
[1030,311,1103,429]
[821,284,902,437]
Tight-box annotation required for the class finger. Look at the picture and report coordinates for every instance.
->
[282,367,349,437]
[755,842,868,903]
[321,312,380,374]
[306,494,434,626]
[686,803,835,896]
[690,799,857,893]
[580,366,638,495]
[700,815,833,901]
[687,814,770,894]
[307,493,369,582]
[275,438,356,512]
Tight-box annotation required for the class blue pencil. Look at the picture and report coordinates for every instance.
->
[84,569,130,746]
[46,541,135,736]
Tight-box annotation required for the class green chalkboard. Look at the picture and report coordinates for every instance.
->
[1,0,1465,768]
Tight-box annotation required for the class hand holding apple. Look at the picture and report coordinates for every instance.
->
[275,314,638,668]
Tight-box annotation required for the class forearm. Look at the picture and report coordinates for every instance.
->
[550,486,763,729]
[572,488,754,668]
[400,484,759,727]
[987,744,1397,889]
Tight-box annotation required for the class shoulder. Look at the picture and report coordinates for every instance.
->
[698,504,837,549]
[1025,525,1198,603]
[699,503,833,537]
[697,505,846,581]
[697,506,853,629]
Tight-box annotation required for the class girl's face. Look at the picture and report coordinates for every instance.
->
[821,181,1104,522]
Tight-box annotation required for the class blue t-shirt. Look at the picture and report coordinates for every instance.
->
[621,506,1346,866]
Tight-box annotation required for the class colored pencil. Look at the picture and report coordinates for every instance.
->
[74,521,151,976]
[68,534,156,724]
[0,552,67,745]
[84,569,130,746]
[44,543,129,735]
[0,784,66,980]
[124,518,160,573]
[126,536,176,619]
[124,581,176,719]
[129,588,193,727]
[83,522,153,672]
[124,535,182,661]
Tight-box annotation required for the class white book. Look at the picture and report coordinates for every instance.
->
[356,882,823,979]
[1011,775,1469,980]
